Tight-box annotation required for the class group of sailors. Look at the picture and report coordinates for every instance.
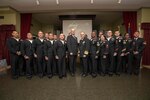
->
[7,29,146,79]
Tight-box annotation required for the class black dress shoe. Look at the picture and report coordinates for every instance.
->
[91,73,97,78]
[108,74,113,77]
[101,73,106,77]
[71,73,75,76]
[12,76,18,80]
[47,74,53,79]
[115,73,120,76]
[82,74,87,77]
[20,73,25,76]
[63,74,67,77]
[134,72,139,76]
[59,76,63,79]
[27,76,32,80]
[39,74,43,78]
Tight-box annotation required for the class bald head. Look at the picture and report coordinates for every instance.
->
[80,32,86,39]
[70,28,75,35]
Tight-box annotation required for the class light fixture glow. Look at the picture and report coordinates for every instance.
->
[91,0,94,4]
[36,0,40,5]
[118,0,121,3]
[56,0,59,5]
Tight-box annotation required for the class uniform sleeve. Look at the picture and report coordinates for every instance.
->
[138,38,146,54]
[66,36,72,53]
[44,42,48,56]
[85,39,91,52]
[53,41,58,56]
[20,41,25,56]
[32,40,37,54]
[6,38,17,54]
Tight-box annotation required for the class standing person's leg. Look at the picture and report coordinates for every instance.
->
[47,56,53,78]
[101,55,106,76]
[57,58,63,78]
[82,57,88,77]
[62,56,66,77]
[73,55,77,74]
[37,56,43,78]
[69,55,74,75]
[33,58,37,75]
[97,56,101,75]
[134,54,142,75]
[19,56,25,76]
[127,54,132,74]
[91,56,97,77]
[52,56,57,75]
[10,55,18,79]
[26,57,32,79]
[109,53,114,76]
[42,56,46,76]
[80,57,84,75]
[116,54,122,75]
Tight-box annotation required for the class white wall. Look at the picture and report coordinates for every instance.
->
[63,20,92,41]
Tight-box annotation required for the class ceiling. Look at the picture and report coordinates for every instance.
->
[0,0,150,13]
[0,0,149,27]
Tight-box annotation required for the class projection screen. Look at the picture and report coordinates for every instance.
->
[63,20,92,42]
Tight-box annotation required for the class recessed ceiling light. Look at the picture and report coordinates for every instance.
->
[36,0,40,5]
[118,0,122,3]
[91,0,94,4]
[56,0,59,5]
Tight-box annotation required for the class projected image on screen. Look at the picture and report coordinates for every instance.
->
[63,20,92,42]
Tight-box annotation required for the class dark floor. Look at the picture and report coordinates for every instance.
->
[0,67,150,100]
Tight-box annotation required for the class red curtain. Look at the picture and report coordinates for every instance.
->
[141,23,150,65]
[21,13,32,39]
[0,25,15,64]
[123,11,137,38]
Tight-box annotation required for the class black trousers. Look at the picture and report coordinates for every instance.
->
[116,53,123,74]
[108,52,115,74]
[68,55,77,74]
[133,54,142,74]
[52,58,57,74]
[123,54,133,74]
[25,56,33,77]
[80,57,88,75]
[100,55,109,74]
[57,56,66,77]
[97,56,101,74]
[90,55,97,74]
[18,56,25,75]
[37,55,45,76]
[33,58,37,75]
[46,55,55,75]
[10,54,20,77]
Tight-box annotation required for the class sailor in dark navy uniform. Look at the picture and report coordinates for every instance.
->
[7,31,22,79]
[99,34,109,76]
[106,30,115,76]
[97,31,104,74]
[32,31,46,78]
[54,33,67,79]
[132,31,146,75]
[53,34,58,75]
[122,33,133,74]
[21,33,34,79]
[79,32,90,77]
[44,33,55,78]
[89,31,99,77]
[114,30,124,75]
[67,29,78,76]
